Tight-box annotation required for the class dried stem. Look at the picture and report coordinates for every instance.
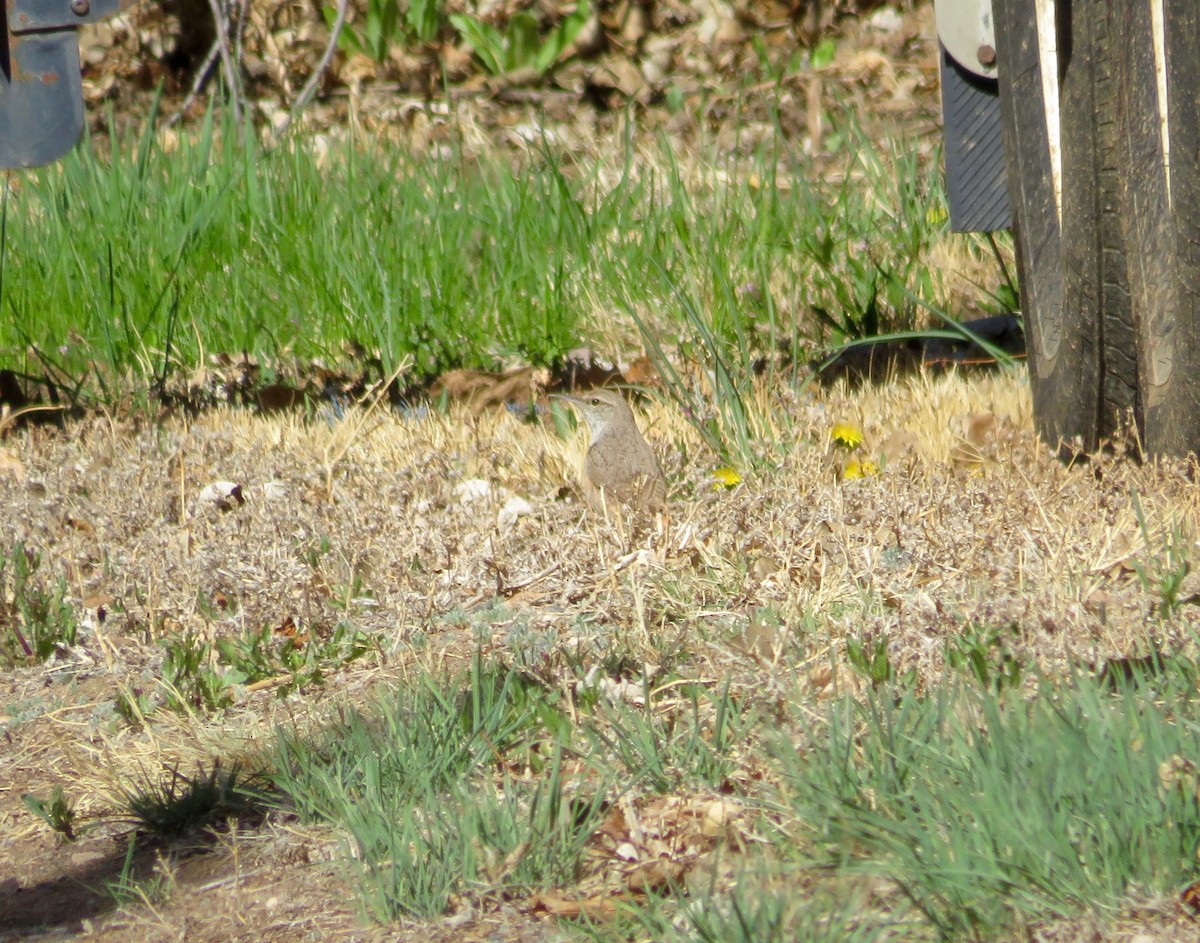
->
[204,0,244,125]
[272,0,349,143]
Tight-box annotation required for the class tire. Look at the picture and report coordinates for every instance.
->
[1114,0,1200,455]
[992,0,1137,454]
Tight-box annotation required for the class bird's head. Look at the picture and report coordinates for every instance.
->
[551,388,630,438]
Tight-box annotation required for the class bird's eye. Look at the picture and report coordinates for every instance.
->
[589,397,601,406]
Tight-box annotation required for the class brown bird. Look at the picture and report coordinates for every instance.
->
[552,388,667,518]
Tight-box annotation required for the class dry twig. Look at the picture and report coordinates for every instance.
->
[204,0,244,125]
[271,0,349,142]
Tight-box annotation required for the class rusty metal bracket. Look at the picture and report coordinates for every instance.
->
[0,0,119,168]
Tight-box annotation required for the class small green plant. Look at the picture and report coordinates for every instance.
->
[215,619,370,694]
[326,0,443,61]
[22,786,79,842]
[120,760,265,838]
[270,657,597,920]
[944,622,1024,693]
[748,34,831,88]
[326,0,395,63]
[773,671,1200,939]
[749,35,805,86]
[102,834,171,908]
[799,120,942,345]
[404,0,441,42]
[844,632,897,687]
[630,281,763,469]
[0,542,78,665]
[652,882,888,943]
[450,0,590,76]
[347,744,605,921]
[585,679,748,793]
[159,631,238,713]
[809,37,838,70]
[274,657,556,818]
[300,534,334,569]
[808,258,885,343]
[145,619,370,719]
[114,685,156,727]
[1131,490,1198,620]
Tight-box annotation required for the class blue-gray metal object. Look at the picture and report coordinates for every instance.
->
[1,0,119,168]
[939,42,1011,232]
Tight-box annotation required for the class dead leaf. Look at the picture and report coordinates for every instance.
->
[487,840,530,884]
[623,356,660,387]
[844,49,894,81]
[454,479,493,503]
[1084,588,1114,623]
[949,441,989,469]
[808,663,861,699]
[1159,755,1200,797]
[1090,528,1145,574]
[878,429,918,464]
[699,798,741,836]
[807,74,823,148]
[596,804,627,842]
[965,412,996,446]
[528,891,625,919]
[625,858,687,894]
[0,447,25,480]
[498,495,534,532]
[258,384,306,412]
[431,367,544,411]
[735,613,782,657]
[198,481,245,511]
[1181,879,1200,918]
[586,56,646,99]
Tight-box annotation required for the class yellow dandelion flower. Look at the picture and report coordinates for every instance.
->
[842,458,878,480]
[831,422,864,449]
[926,204,948,226]
[712,466,742,490]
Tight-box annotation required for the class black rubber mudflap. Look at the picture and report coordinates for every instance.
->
[939,43,1011,233]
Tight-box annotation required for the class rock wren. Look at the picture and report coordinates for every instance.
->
[553,388,667,517]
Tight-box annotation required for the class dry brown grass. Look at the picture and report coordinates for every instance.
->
[3,366,1200,940]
